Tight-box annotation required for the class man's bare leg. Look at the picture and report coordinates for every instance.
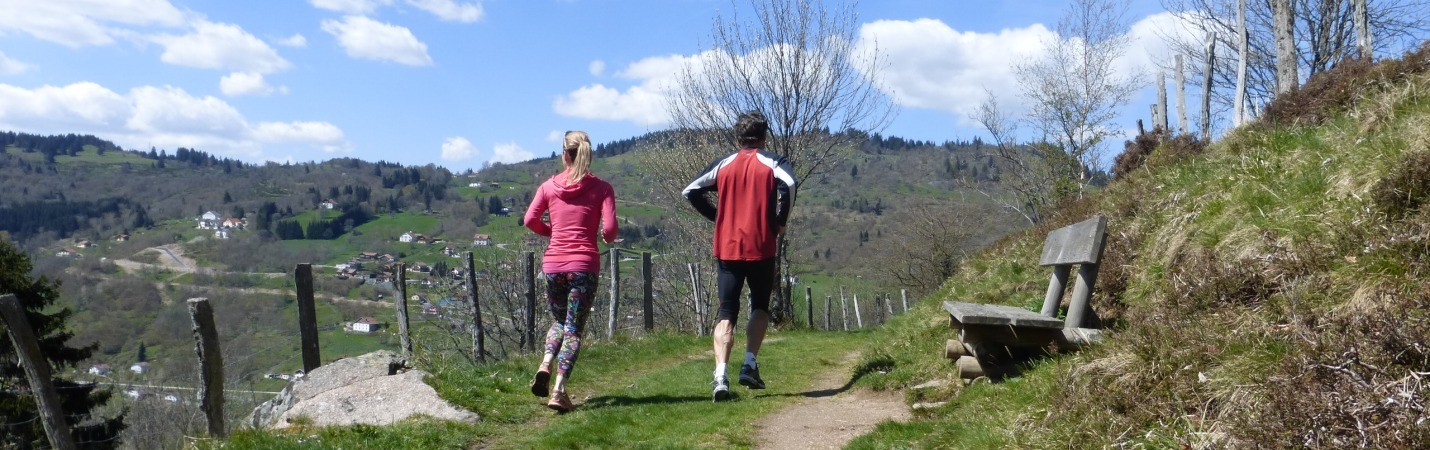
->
[745,309,768,356]
[713,319,735,367]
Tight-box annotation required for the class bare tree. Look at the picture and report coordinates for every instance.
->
[971,92,1079,225]
[656,0,896,324]
[873,201,982,298]
[1160,0,1430,116]
[1015,0,1144,194]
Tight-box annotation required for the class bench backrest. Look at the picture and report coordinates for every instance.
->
[1039,215,1108,266]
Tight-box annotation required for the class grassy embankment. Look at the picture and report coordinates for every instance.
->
[848,46,1430,448]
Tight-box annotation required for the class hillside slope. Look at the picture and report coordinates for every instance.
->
[853,46,1430,448]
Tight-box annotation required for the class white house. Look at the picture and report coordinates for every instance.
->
[222,218,245,229]
[473,233,492,246]
[399,231,415,243]
[197,211,221,230]
[320,199,337,210]
[351,317,381,333]
[214,229,231,239]
[88,364,112,376]
[130,362,149,374]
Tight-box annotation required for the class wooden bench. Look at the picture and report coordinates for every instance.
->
[942,215,1109,379]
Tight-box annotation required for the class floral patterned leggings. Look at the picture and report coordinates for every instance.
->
[543,272,597,378]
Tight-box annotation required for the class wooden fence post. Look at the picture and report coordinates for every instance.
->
[1273,0,1297,94]
[1201,31,1217,141]
[805,286,813,328]
[1234,0,1249,126]
[607,248,620,338]
[884,293,894,317]
[187,298,226,438]
[0,294,77,450]
[395,263,412,358]
[688,263,704,336]
[1175,54,1187,133]
[1156,71,1168,131]
[824,296,833,330]
[873,294,884,325]
[852,293,864,328]
[1354,0,1371,60]
[900,289,908,313]
[295,263,320,373]
[525,251,537,351]
[465,252,486,363]
[642,252,654,332]
[838,286,849,331]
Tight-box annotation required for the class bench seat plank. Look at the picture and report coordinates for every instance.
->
[943,301,1064,329]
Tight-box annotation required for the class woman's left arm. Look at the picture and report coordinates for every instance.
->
[524,185,552,236]
[600,184,618,244]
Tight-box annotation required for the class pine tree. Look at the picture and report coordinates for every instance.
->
[0,239,124,447]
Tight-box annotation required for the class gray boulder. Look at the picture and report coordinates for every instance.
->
[250,350,479,428]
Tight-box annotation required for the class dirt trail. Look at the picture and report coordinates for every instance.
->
[754,351,910,449]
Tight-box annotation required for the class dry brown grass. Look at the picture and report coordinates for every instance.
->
[1261,42,1430,128]
[1372,150,1430,220]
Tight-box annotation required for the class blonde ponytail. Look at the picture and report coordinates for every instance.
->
[563,130,593,185]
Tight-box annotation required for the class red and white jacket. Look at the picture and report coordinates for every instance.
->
[682,148,796,261]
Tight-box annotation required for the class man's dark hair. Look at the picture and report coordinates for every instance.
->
[735,110,768,147]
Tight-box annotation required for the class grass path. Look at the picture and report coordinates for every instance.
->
[220,328,900,449]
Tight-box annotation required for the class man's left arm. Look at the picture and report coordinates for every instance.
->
[772,157,796,232]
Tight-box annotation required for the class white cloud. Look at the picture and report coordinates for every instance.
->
[1122,12,1199,77]
[0,82,131,131]
[276,33,308,48]
[853,14,1190,125]
[0,81,346,160]
[546,130,564,142]
[440,136,477,161]
[855,19,1054,120]
[491,141,535,164]
[220,72,276,96]
[308,0,392,15]
[553,53,701,126]
[253,121,348,152]
[127,85,249,136]
[588,60,605,77]
[152,21,292,74]
[406,0,483,22]
[0,0,187,47]
[0,51,34,75]
[321,16,433,66]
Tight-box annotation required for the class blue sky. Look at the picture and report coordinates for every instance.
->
[0,0,1188,171]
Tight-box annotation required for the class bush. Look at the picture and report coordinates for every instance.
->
[1261,42,1430,127]
[1372,150,1430,220]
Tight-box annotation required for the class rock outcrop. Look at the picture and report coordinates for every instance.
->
[250,350,478,428]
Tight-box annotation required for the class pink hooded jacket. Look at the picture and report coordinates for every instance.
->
[523,171,617,274]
